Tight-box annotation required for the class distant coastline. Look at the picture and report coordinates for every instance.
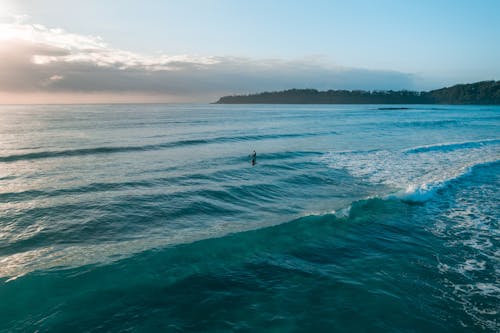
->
[215,80,500,104]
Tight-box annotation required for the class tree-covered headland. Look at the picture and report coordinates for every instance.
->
[215,81,500,104]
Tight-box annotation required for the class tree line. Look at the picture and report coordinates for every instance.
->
[215,81,500,104]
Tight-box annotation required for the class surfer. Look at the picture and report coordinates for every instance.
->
[251,150,256,166]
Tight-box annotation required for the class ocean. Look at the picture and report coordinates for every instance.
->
[0,104,498,332]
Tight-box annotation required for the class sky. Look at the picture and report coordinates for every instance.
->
[1,0,499,103]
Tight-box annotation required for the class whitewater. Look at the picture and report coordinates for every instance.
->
[0,104,498,332]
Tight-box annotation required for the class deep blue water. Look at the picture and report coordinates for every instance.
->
[0,104,499,332]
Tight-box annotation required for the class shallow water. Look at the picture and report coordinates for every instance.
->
[0,104,499,332]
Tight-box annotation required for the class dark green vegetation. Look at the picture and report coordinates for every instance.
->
[216,81,500,104]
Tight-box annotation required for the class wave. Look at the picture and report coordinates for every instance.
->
[322,138,500,203]
[0,141,203,163]
[404,139,500,154]
[0,150,323,204]
[0,131,336,163]
[389,159,500,203]
[0,195,388,281]
[2,158,498,281]
[377,107,411,110]
[395,120,462,128]
[374,107,455,111]
[0,179,154,203]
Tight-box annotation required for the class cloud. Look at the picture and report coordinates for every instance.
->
[0,18,418,102]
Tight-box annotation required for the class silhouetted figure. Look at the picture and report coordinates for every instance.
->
[251,150,256,166]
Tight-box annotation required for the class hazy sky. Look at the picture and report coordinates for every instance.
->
[1,0,499,103]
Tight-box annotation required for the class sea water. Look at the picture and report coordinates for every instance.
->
[0,104,498,332]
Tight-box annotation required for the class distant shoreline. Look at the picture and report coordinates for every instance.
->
[215,80,500,105]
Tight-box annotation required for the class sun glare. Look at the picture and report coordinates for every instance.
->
[0,0,24,41]
[0,24,16,42]
[0,0,15,17]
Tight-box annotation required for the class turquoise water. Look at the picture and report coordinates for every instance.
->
[0,104,498,332]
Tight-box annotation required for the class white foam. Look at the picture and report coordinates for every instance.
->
[458,259,486,273]
[393,182,443,202]
[321,139,500,203]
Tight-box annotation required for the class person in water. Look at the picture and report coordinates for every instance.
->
[251,150,256,166]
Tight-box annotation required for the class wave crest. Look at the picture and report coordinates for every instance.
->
[404,139,500,154]
[322,139,500,203]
